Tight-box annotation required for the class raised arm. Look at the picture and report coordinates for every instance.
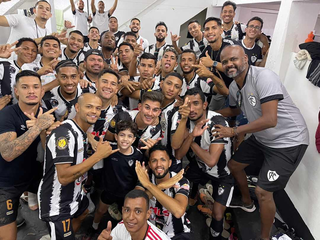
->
[0,16,9,27]
[91,0,96,15]
[108,0,118,16]
[69,0,76,14]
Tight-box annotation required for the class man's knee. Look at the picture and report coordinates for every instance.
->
[227,159,245,173]
[255,187,273,202]
[77,209,89,221]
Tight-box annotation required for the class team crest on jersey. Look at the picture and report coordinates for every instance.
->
[50,99,59,107]
[251,55,257,63]
[9,66,16,74]
[57,137,68,150]
[33,67,40,72]
[113,107,118,114]
[150,126,157,135]
[128,160,134,167]
[110,119,116,128]
[218,186,224,195]
[248,95,257,107]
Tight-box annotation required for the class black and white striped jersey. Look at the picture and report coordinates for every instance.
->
[60,47,85,66]
[83,72,98,93]
[181,36,208,58]
[221,23,246,41]
[88,104,127,170]
[144,43,172,61]
[189,111,232,179]
[82,42,102,53]
[21,61,57,86]
[180,73,215,98]
[148,172,191,238]
[0,60,21,104]
[42,85,92,121]
[108,110,162,149]
[38,119,88,221]
[160,100,178,149]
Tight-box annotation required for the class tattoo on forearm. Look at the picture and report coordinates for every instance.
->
[0,128,41,160]
[217,83,224,89]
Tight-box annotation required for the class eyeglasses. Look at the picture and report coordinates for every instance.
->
[247,25,261,31]
[236,90,242,108]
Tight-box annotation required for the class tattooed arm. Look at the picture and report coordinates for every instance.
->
[0,108,55,161]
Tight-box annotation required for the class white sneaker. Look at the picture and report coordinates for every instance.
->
[39,234,51,240]
[108,203,122,221]
[87,193,95,214]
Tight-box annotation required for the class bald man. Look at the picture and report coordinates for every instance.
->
[214,45,308,240]
[38,93,119,240]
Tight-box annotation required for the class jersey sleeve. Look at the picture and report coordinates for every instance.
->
[0,107,16,135]
[255,69,284,104]
[4,14,21,27]
[175,177,190,197]
[47,127,75,164]
[181,40,191,51]
[228,83,237,108]
[208,115,229,144]
[170,111,181,134]
[110,223,125,240]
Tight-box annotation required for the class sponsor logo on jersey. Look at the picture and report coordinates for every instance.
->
[267,170,279,182]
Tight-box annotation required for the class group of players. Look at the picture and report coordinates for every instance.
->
[0,0,309,240]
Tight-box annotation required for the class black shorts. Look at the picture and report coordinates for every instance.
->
[46,196,89,240]
[0,176,42,227]
[233,135,308,192]
[101,191,124,211]
[184,161,234,206]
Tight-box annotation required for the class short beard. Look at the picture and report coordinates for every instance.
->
[131,29,138,34]
[154,168,170,179]
[208,39,217,44]
[226,64,246,78]
[190,113,203,122]
[69,48,78,54]
[25,102,38,106]
[156,37,165,43]
[182,68,194,75]
[104,46,114,51]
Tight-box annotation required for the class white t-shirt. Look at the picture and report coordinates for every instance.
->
[21,61,57,86]
[73,9,89,36]
[111,220,170,240]
[5,14,51,44]
[92,11,110,33]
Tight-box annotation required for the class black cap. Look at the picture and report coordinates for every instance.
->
[84,49,103,60]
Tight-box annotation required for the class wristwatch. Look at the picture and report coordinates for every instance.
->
[211,61,218,71]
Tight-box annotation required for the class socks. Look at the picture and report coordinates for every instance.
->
[92,222,99,230]
[209,218,223,240]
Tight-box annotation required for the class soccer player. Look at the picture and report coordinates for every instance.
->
[129,18,149,49]
[91,0,118,33]
[172,88,234,239]
[217,45,308,239]
[108,16,125,46]
[69,0,92,37]
[0,70,55,239]
[38,93,118,240]
[61,30,85,66]
[0,38,38,106]
[136,144,191,239]
[83,27,102,52]
[145,22,171,61]
[98,189,170,240]
[42,60,92,121]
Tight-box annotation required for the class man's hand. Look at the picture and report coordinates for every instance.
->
[88,14,93,23]
[133,43,143,58]
[98,221,113,240]
[141,77,155,90]
[35,108,56,132]
[110,56,119,72]
[157,169,184,190]
[170,32,181,43]
[46,121,62,135]
[95,136,119,159]
[79,79,92,89]
[154,61,162,76]
[140,137,162,150]
[121,76,140,93]
[200,51,214,68]
[0,41,20,59]
[110,95,118,106]
[0,95,12,110]
[214,124,234,140]
[64,20,75,29]
[178,97,190,120]
[192,119,209,137]
[135,161,151,188]
[193,62,213,78]
[52,31,68,44]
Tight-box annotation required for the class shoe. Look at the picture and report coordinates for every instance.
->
[20,193,28,204]
[228,199,256,213]
[221,229,230,238]
[39,234,51,240]
[199,188,214,205]
[81,226,98,240]
[28,192,38,211]
[108,203,122,221]
[197,205,212,217]
[87,193,95,214]
[206,217,212,227]
[205,183,213,196]
[16,204,26,228]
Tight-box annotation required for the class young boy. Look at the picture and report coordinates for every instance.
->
[86,120,145,238]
